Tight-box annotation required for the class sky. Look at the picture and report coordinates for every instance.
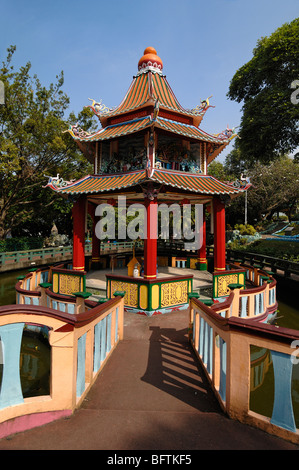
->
[1,0,298,162]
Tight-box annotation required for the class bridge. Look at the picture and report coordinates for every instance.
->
[0,305,297,450]
[0,241,141,273]
[0,259,298,450]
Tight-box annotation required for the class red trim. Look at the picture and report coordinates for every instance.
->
[72,196,86,271]
[143,198,158,279]
[213,197,226,271]
[198,206,206,262]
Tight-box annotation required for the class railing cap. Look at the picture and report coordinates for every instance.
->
[74,291,93,299]
[188,292,200,299]
[113,291,126,298]
[39,282,53,288]
[228,283,243,289]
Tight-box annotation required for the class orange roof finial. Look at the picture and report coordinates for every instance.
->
[138,47,163,72]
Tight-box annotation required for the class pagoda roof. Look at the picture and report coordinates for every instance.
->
[45,168,249,196]
[67,115,230,148]
[83,47,215,129]
[95,69,206,125]
[64,47,239,164]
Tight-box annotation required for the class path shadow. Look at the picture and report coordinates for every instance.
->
[140,324,222,413]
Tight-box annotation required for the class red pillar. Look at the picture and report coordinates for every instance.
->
[72,196,86,271]
[143,197,157,279]
[88,203,101,269]
[213,197,226,271]
[198,206,207,270]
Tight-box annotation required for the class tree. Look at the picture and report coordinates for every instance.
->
[246,156,299,222]
[208,155,299,226]
[227,18,299,166]
[0,46,95,239]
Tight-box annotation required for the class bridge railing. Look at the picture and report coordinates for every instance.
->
[0,245,75,267]
[0,294,124,439]
[15,266,97,314]
[189,295,299,444]
[100,240,143,253]
[207,277,277,321]
[226,248,299,280]
[0,241,143,270]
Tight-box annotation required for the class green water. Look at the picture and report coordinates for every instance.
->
[0,269,51,397]
[0,269,29,307]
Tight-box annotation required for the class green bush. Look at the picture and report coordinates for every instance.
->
[228,239,299,263]
[234,224,256,235]
[0,237,44,252]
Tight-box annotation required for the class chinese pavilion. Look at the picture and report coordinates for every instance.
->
[46,47,250,315]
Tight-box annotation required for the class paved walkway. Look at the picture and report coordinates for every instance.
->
[0,309,298,450]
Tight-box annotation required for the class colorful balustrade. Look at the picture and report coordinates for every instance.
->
[189,294,299,444]
[0,292,124,439]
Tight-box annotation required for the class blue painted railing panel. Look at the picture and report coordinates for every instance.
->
[76,333,87,398]
[93,321,102,373]
[115,307,119,344]
[100,316,107,363]
[219,337,227,402]
[240,296,248,317]
[106,313,112,354]
[270,350,296,432]
[0,323,25,409]
[199,317,204,356]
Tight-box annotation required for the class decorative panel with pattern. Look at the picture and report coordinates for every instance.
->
[111,280,138,307]
[161,280,188,307]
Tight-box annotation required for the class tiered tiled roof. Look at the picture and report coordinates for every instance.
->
[46,168,248,196]
[68,115,229,146]
[67,46,233,153]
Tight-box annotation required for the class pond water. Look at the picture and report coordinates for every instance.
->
[0,269,51,397]
[0,269,29,307]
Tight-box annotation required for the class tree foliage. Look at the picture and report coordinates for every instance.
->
[246,156,299,222]
[227,18,299,166]
[209,153,299,225]
[0,46,95,239]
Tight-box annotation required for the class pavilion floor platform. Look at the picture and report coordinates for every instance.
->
[86,266,213,300]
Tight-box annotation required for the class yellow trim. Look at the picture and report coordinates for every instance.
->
[151,285,160,309]
[73,266,85,271]
[144,274,157,279]
[52,273,59,293]
[139,285,148,310]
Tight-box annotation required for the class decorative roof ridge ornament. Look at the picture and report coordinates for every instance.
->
[85,98,115,117]
[187,95,215,116]
[43,173,75,189]
[63,122,91,139]
[213,125,240,141]
[225,174,252,191]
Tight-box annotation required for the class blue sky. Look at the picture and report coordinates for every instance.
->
[1,0,298,162]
